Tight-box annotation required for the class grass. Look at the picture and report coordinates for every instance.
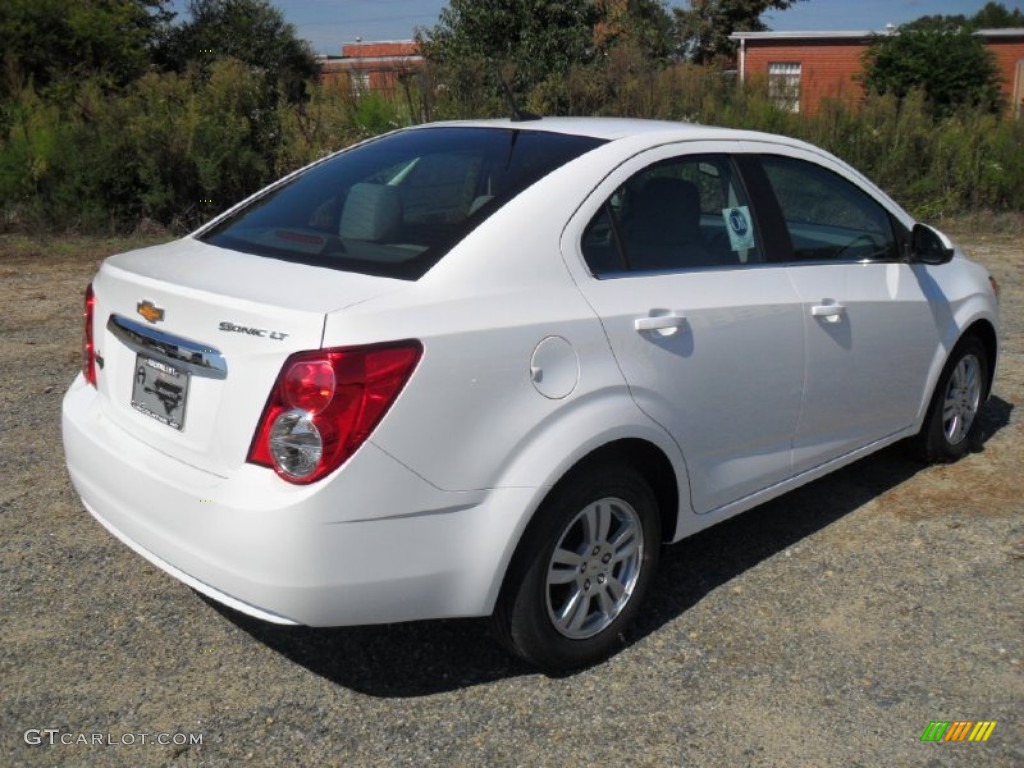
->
[0,232,172,261]
[935,210,1024,239]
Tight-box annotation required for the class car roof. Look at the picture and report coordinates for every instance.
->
[410,116,806,147]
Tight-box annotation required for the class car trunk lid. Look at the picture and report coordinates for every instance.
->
[90,237,407,477]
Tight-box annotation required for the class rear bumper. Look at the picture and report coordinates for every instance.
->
[62,376,532,626]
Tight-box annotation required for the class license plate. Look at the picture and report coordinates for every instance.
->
[131,354,189,430]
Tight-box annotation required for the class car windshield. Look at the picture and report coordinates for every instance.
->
[199,126,606,280]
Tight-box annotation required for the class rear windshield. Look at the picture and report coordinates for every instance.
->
[199,127,606,280]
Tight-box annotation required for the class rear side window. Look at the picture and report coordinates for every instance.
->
[200,128,605,280]
[582,154,762,276]
[760,155,899,262]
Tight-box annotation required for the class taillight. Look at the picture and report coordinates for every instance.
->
[247,341,422,484]
[82,283,97,386]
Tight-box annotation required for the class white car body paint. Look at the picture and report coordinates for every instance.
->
[63,117,999,628]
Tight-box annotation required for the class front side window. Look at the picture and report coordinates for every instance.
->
[761,155,899,263]
[201,127,605,280]
[582,154,762,276]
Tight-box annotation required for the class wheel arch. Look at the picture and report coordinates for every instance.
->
[562,439,680,545]
[489,438,674,668]
[963,318,998,399]
[915,312,999,431]
[490,437,683,616]
[914,319,996,462]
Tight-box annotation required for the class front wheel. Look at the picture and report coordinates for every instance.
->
[491,463,661,672]
[916,335,988,462]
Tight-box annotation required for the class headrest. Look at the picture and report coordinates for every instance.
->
[339,183,402,241]
[628,178,702,244]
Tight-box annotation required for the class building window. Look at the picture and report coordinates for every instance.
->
[768,62,801,113]
[349,71,370,96]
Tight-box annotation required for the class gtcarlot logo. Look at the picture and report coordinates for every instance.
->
[920,720,997,742]
[24,729,203,747]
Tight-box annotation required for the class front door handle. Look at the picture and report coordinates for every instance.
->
[810,302,846,323]
[634,312,686,336]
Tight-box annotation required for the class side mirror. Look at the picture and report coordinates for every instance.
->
[911,223,954,265]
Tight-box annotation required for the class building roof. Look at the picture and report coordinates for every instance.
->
[729,30,883,41]
[322,55,424,68]
[341,39,418,46]
[319,40,423,72]
[977,28,1024,38]
[730,28,1024,42]
[341,40,419,57]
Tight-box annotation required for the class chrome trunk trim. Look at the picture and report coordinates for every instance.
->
[107,314,227,380]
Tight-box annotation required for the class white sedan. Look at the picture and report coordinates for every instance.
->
[62,118,999,671]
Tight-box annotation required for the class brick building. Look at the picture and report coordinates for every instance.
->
[730,29,1024,116]
[319,40,424,96]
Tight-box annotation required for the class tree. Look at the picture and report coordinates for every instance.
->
[971,1,1024,28]
[593,0,678,62]
[905,2,1024,30]
[150,0,321,207]
[673,0,807,64]
[861,21,1004,117]
[156,0,318,102]
[418,0,601,96]
[0,0,172,97]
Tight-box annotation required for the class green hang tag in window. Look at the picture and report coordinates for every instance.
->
[723,206,755,251]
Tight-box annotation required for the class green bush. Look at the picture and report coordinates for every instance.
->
[1,53,1020,234]
[0,60,412,232]
[530,59,1024,218]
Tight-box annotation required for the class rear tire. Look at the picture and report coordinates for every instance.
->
[916,335,988,463]
[491,462,661,673]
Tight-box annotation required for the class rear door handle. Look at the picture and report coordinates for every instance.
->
[810,303,846,323]
[634,312,686,335]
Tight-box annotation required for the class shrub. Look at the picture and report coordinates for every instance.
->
[1,55,1020,233]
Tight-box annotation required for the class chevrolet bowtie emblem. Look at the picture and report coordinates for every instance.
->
[137,300,165,324]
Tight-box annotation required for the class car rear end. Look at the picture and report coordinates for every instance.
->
[62,122,610,627]
[64,236,465,622]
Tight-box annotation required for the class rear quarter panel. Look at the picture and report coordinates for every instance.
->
[320,144,693,507]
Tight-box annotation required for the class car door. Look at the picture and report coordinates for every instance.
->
[745,149,941,471]
[561,144,806,515]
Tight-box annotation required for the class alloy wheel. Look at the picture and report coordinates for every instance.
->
[545,497,644,640]
[942,354,981,445]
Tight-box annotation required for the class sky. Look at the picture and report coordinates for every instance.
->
[167,1,1024,55]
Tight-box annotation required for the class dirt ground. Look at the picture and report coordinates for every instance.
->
[1,229,1021,767]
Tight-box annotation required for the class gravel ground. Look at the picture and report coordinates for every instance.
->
[1,230,1021,768]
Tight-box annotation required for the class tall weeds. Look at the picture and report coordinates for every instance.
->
[1,54,1021,234]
